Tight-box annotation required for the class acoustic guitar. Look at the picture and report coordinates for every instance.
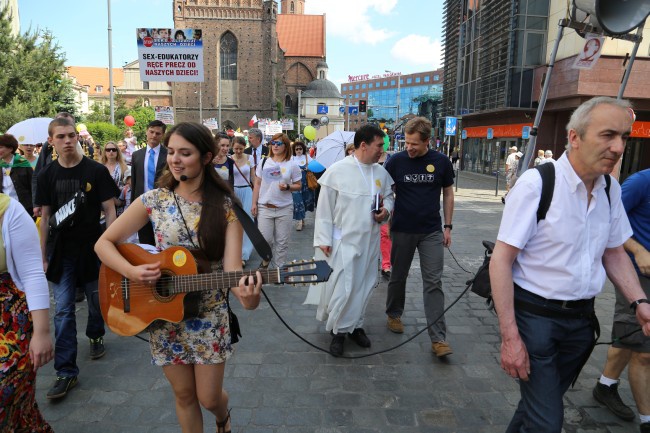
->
[98,243,332,336]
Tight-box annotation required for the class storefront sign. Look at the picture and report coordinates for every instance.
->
[464,123,534,138]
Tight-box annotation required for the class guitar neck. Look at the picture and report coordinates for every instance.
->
[170,268,280,294]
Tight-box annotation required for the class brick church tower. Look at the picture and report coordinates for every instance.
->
[172,0,325,130]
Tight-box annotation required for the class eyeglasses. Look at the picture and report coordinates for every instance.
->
[270,141,284,146]
[105,148,118,153]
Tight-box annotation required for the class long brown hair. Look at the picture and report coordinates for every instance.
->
[158,122,238,262]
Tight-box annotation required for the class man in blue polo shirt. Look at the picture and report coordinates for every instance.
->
[384,116,455,358]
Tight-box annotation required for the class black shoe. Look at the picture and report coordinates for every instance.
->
[330,333,345,357]
[75,288,85,303]
[381,269,391,280]
[593,382,635,421]
[89,337,105,360]
[641,422,650,433]
[47,376,78,399]
[348,328,371,348]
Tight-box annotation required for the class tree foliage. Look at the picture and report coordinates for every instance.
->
[127,106,155,145]
[0,6,77,132]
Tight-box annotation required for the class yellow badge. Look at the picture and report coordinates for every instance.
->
[281,167,286,174]
[221,166,227,171]
[18,136,26,143]
[173,250,187,267]
[375,179,382,188]
[85,182,92,192]
[426,164,435,173]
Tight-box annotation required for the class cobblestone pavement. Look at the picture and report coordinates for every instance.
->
[36,171,641,432]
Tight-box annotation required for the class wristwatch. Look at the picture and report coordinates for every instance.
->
[630,298,650,312]
[443,224,453,230]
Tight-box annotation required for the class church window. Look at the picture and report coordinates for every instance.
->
[290,2,295,13]
[220,32,238,80]
[285,94,292,108]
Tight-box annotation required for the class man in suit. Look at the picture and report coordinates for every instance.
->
[130,120,167,245]
[243,127,268,171]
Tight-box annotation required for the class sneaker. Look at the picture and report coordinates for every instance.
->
[296,220,303,231]
[381,269,391,280]
[89,337,105,360]
[46,376,78,399]
[330,333,345,357]
[641,422,650,433]
[432,341,453,358]
[592,382,635,421]
[348,328,371,348]
[387,316,404,334]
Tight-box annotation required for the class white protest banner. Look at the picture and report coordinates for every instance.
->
[264,121,283,136]
[154,106,174,125]
[203,118,219,130]
[572,33,605,70]
[137,28,204,82]
[281,119,295,130]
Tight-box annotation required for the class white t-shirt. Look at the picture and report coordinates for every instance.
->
[291,154,312,167]
[255,158,301,207]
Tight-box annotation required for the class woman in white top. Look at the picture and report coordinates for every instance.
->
[101,141,127,188]
[290,141,314,231]
[0,194,54,431]
[212,133,234,188]
[251,133,301,268]
[231,136,255,266]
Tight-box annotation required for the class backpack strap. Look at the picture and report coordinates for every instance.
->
[534,163,555,223]
[604,174,611,206]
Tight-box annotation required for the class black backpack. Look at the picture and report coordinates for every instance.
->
[469,163,611,305]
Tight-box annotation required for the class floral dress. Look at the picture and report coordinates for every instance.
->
[140,188,237,365]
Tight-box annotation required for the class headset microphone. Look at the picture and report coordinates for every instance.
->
[179,175,188,181]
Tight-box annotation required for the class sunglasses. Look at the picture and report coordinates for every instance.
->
[105,148,118,153]
[270,141,284,146]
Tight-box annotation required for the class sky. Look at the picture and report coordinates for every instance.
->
[18,0,444,87]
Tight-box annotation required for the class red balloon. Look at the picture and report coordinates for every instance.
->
[124,115,136,127]
[226,129,235,137]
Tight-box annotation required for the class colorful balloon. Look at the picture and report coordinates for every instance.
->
[226,129,235,137]
[124,115,136,127]
[76,123,87,133]
[383,134,390,151]
[303,125,316,141]
[307,159,325,173]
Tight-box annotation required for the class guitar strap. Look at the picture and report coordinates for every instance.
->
[231,201,273,262]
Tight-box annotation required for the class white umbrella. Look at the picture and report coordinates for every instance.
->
[7,117,53,145]
[314,130,355,168]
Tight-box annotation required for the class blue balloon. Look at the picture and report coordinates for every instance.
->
[308,159,326,173]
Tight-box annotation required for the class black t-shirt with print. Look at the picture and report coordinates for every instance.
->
[384,150,454,234]
[36,156,119,250]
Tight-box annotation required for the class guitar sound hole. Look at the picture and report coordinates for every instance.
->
[153,272,175,302]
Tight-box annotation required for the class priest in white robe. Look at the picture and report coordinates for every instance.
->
[306,125,394,357]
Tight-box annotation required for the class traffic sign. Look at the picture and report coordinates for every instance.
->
[339,106,345,113]
[348,106,358,115]
[487,128,494,139]
[522,126,530,139]
[445,117,457,136]
[317,105,329,114]
[461,129,467,140]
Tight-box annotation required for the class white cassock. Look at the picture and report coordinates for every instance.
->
[304,156,394,334]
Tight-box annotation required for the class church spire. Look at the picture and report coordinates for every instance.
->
[280,0,304,14]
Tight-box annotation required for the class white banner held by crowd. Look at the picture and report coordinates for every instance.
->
[154,106,174,125]
[137,28,204,82]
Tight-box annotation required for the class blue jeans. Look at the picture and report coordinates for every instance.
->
[52,257,105,377]
[506,288,595,433]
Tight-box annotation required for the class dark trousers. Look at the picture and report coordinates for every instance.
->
[386,231,446,342]
[506,288,595,433]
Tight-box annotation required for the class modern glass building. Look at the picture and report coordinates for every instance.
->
[340,70,443,130]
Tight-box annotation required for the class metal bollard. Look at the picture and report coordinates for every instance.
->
[455,168,459,192]
[495,170,500,197]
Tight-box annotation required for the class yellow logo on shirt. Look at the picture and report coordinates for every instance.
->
[85,182,92,192]
[426,164,435,173]
[375,179,381,188]
[173,250,187,267]
[281,167,286,174]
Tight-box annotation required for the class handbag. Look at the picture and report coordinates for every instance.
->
[306,170,318,190]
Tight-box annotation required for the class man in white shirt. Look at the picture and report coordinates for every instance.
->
[539,149,554,164]
[490,97,650,433]
[130,120,167,245]
[244,128,268,170]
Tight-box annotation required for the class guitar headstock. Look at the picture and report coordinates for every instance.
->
[279,260,332,285]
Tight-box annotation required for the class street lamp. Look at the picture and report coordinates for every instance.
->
[218,62,237,130]
[385,70,400,128]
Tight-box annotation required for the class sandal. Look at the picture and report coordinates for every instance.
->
[216,408,231,433]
